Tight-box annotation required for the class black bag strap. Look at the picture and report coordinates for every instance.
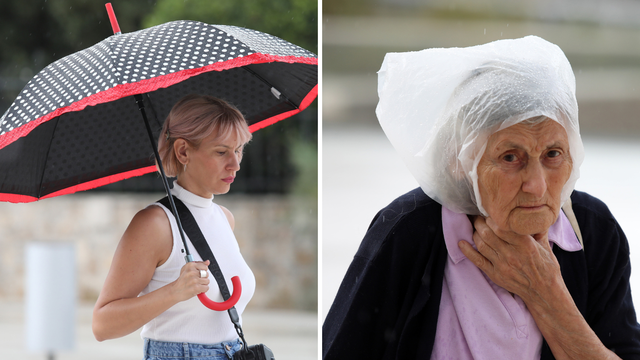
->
[159,196,232,299]
[158,196,247,343]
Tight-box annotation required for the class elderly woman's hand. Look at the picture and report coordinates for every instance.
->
[461,216,561,301]
[459,216,621,360]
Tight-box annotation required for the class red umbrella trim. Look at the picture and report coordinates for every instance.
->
[248,83,318,132]
[0,53,318,151]
[0,80,317,202]
[0,165,158,203]
[0,84,318,202]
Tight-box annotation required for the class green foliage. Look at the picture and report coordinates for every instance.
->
[143,0,317,54]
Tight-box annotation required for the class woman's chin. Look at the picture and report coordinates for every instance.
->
[508,210,556,236]
[212,184,232,195]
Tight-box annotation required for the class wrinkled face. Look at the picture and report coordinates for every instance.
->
[476,119,572,235]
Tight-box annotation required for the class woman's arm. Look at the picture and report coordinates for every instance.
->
[92,205,210,341]
[459,216,620,360]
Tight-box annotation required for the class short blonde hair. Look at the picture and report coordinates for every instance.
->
[157,94,252,177]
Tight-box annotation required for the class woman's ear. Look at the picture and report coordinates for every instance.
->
[173,139,189,165]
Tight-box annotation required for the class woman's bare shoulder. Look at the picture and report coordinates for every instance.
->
[133,204,170,228]
[122,205,173,266]
[94,205,174,309]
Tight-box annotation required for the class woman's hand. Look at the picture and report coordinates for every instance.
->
[459,216,621,360]
[171,260,211,302]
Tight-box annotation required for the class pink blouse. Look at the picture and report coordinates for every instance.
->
[431,206,583,359]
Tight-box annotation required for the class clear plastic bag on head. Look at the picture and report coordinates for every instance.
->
[376,36,583,215]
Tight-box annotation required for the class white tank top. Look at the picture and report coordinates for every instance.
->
[139,182,255,344]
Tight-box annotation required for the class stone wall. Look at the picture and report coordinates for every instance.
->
[0,192,317,311]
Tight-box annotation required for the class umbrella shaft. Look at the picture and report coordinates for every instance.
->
[134,94,192,261]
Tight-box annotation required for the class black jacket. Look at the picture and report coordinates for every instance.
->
[323,188,640,359]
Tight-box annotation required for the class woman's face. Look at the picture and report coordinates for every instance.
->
[177,129,244,198]
[476,119,572,235]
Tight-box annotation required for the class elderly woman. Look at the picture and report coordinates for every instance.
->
[323,36,640,359]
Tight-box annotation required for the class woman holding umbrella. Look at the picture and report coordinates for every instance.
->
[92,94,255,360]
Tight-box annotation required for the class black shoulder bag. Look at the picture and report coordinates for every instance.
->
[159,196,275,360]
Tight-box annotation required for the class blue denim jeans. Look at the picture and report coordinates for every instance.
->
[143,338,243,360]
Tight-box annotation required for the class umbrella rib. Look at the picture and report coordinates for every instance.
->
[143,93,165,130]
[241,67,299,110]
[36,117,62,199]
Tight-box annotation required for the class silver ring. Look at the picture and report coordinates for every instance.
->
[199,270,207,278]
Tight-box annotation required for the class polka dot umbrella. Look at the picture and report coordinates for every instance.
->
[0,6,317,204]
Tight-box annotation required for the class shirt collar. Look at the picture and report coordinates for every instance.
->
[442,206,582,264]
[171,181,213,208]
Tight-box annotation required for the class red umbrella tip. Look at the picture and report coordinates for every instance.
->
[105,3,121,35]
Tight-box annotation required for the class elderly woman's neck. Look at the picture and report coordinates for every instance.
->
[468,214,550,238]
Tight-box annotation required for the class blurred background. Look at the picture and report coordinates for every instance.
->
[322,0,640,324]
[0,0,317,359]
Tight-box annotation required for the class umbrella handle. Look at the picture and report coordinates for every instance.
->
[197,276,242,311]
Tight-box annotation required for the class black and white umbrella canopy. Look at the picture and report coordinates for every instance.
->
[0,20,317,202]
